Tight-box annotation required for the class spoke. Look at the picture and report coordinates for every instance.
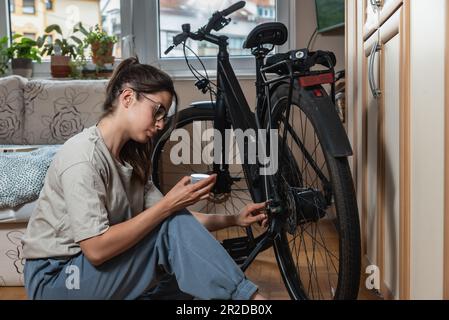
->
[311,222,325,299]
[316,227,339,296]
[300,226,339,262]
[311,161,327,191]
[231,191,253,203]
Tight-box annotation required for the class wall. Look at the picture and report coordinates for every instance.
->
[173,79,257,111]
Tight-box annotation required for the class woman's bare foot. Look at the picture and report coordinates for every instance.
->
[250,291,268,300]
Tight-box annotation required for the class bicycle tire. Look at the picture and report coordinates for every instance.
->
[268,83,361,300]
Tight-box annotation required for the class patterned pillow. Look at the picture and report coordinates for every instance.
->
[0,76,28,145]
[23,79,108,144]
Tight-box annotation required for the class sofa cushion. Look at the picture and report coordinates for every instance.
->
[23,79,108,144]
[0,223,26,286]
[0,76,28,145]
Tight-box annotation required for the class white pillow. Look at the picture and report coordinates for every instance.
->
[0,200,37,223]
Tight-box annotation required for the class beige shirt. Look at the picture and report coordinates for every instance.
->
[22,126,163,259]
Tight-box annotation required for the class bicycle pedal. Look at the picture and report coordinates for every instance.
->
[221,237,252,262]
[222,236,250,250]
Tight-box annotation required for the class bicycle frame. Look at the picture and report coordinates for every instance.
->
[161,30,354,272]
[205,35,287,271]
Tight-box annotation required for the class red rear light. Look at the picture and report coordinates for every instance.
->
[298,72,335,87]
[313,89,323,97]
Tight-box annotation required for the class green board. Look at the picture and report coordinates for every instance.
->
[315,0,345,33]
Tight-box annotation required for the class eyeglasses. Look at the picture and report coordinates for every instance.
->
[119,88,168,123]
[140,94,168,123]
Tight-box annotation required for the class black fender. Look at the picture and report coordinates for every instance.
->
[298,84,353,157]
[189,101,216,109]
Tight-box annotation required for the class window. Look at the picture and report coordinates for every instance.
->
[45,0,53,11]
[159,0,276,58]
[100,0,122,58]
[128,0,294,77]
[23,32,36,40]
[6,0,122,60]
[1,0,294,77]
[22,0,35,14]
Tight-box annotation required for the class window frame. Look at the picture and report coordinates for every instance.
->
[22,0,36,15]
[45,0,54,11]
[1,1,9,41]
[124,0,297,79]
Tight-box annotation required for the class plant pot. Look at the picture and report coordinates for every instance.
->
[96,69,113,79]
[81,68,97,79]
[11,58,32,78]
[51,55,71,78]
[91,41,115,67]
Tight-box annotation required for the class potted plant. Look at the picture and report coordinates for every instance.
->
[68,41,88,79]
[78,23,117,70]
[0,36,9,76]
[7,34,41,78]
[37,24,84,78]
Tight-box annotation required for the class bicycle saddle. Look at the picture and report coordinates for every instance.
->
[243,22,288,49]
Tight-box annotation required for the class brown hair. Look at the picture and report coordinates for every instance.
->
[102,56,178,184]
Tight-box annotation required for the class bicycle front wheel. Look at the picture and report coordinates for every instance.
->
[151,107,266,252]
[268,84,361,300]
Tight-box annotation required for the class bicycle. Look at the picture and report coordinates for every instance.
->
[152,1,361,300]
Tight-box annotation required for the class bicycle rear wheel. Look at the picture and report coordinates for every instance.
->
[268,84,361,300]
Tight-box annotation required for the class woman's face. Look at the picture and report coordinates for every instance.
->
[124,90,173,143]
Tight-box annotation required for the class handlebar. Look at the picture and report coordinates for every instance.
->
[164,1,246,55]
[222,1,246,16]
[204,1,246,33]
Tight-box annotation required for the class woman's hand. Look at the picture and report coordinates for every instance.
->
[162,174,217,214]
[234,202,269,228]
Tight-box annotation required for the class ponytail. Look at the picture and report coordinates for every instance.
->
[101,56,178,184]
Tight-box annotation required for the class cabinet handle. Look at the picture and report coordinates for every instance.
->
[370,0,382,7]
[368,42,381,98]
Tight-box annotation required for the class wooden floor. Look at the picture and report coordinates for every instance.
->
[0,246,379,300]
[245,246,381,300]
[0,224,380,300]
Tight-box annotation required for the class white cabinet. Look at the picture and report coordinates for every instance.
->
[379,0,403,24]
[346,0,448,299]
[363,0,379,40]
[378,8,402,299]
[359,5,404,300]
[364,32,380,270]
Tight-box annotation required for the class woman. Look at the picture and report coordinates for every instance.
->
[22,57,268,300]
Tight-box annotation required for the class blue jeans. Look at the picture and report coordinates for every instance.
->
[24,209,258,300]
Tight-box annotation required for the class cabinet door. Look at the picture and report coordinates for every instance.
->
[364,0,380,40]
[363,31,380,268]
[379,7,402,300]
[379,0,403,25]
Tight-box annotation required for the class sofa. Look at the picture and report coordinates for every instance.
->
[0,75,108,286]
